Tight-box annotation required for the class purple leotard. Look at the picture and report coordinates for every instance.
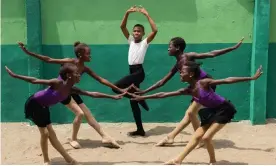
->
[58,59,85,105]
[199,69,207,79]
[192,82,225,108]
[33,77,69,106]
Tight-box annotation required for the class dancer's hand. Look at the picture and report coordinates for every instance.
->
[126,6,137,14]
[127,84,146,94]
[233,37,244,49]
[128,84,136,91]
[129,84,141,92]
[134,89,146,95]
[252,65,263,80]
[138,7,149,16]
[112,91,127,99]
[122,84,135,92]
[117,85,138,98]
[5,66,17,78]
[18,42,27,50]
[131,96,144,101]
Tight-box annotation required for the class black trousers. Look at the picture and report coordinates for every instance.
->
[112,64,148,131]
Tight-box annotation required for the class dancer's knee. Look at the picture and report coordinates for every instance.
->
[187,109,197,118]
[202,135,212,143]
[40,129,49,139]
[75,111,84,123]
[192,128,205,142]
[194,133,204,142]
[46,125,59,139]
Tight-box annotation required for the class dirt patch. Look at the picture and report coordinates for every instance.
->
[2,120,276,164]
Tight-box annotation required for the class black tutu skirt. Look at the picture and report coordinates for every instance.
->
[24,95,51,127]
[198,100,237,126]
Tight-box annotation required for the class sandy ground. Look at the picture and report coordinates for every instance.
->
[1,120,276,165]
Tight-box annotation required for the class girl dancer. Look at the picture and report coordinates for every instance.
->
[5,63,126,165]
[18,41,129,149]
[132,61,262,164]
[134,37,244,145]
[112,6,158,136]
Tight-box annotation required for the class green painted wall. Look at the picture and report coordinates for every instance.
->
[267,43,276,118]
[1,0,29,122]
[3,0,275,123]
[267,0,276,118]
[269,0,276,43]
[41,0,253,44]
[1,0,27,44]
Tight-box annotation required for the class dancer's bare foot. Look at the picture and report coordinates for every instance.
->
[209,160,217,165]
[102,137,120,149]
[196,141,205,149]
[67,159,78,165]
[43,161,50,165]
[164,159,181,165]
[156,136,174,146]
[69,140,81,149]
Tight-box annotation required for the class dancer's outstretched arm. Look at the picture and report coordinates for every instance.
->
[5,66,61,86]
[84,66,137,97]
[18,42,74,64]
[135,65,178,94]
[132,88,189,101]
[71,86,127,100]
[201,65,262,86]
[186,37,244,59]
[84,66,126,93]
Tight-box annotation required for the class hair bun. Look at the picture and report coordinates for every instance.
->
[74,41,81,47]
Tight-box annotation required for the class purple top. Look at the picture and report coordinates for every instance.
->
[33,59,87,107]
[199,69,207,79]
[33,77,69,106]
[192,82,225,108]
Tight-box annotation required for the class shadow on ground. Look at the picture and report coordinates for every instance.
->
[146,125,191,136]
[213,139,275,152]
[51,157,163,165]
